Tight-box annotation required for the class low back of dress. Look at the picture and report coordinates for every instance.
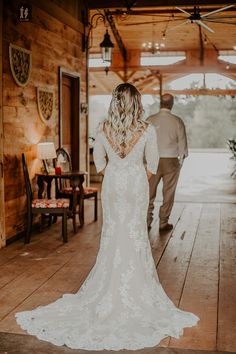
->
[94,125,157,249]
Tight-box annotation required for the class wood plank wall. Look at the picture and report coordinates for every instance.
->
[50,0,85,21]
[2,0,87,244]
[0,0,5,248]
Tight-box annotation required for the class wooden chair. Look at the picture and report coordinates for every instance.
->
[55,147,98,226]
[22,153,70,243]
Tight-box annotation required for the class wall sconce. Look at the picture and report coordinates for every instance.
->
[86,12,115,65]
[37,142,57,174]
[80,102,88,114]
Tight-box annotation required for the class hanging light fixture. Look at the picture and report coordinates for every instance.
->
[100,29,114,63]
[85,12,115,73]
[142,20,165,55]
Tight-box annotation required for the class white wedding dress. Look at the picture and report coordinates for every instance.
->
[16,124,199,351]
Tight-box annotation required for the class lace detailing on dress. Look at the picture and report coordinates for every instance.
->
[15,123,199,351]
[94,124,159,175]
[103,123,148,159]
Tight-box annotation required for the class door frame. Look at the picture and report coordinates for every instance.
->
[0,0,5,248]
[58,67,81,169]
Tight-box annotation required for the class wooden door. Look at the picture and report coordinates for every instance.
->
[60,69,80,171]
[0,0,5,248]
[62,76,72,154]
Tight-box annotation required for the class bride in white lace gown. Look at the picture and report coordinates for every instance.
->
[16,83,199,351]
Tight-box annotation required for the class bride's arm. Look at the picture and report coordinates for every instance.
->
[144,125,159,178]
[93,134,107,174]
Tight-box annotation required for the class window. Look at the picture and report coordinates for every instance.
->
[218,51,236,64]
[89,55,111,68]
[140,52,186,66]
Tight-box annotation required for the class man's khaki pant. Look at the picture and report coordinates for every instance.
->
[147,158,181,228]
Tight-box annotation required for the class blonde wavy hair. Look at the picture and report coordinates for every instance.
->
[104,83,147,153]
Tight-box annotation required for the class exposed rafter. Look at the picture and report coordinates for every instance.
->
[90,63,236,74]
[88,3,236,96]
[108,7,235,15]
[87,0,236,9]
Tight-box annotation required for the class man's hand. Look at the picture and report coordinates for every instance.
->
[179,156,184,166]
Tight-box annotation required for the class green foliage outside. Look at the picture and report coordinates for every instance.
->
[144,92,236,149]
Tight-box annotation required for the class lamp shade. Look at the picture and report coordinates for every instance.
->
[37,142,56,159]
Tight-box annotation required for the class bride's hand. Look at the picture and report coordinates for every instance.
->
[99,169,105,175]
[147,171,153,180]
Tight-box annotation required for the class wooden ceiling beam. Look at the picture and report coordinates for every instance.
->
[130,72,157,89]
[114,70,141,82]
[90,64,236,74]
[110,5,233,18]
[108,7,235,15]
[114,71,126,82]
[149,89,236,95]
[87,0,236,9]
[126,71,137,81]
[220,73,236,81]
[140,77,160,91]
[89,84,236,96]
[137,77,158,92]
[90,49,236,74]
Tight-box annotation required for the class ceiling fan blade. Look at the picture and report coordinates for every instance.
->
[175,6,191,16]
[195,20,214,32]
[205,19,236,25]
[201,4,235,18]
[165,19,189,32]
[207,15,236,19]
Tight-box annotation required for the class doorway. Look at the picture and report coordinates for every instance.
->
[59,68,80,170]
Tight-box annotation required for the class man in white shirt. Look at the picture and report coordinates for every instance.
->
[147,93,188,232]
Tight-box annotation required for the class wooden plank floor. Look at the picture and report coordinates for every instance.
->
[0,199,236,353]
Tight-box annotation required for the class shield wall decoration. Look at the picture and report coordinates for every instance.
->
[37,87,55,124]
[9,44,32,86]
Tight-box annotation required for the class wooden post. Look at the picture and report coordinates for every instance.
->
[0,0,5,248]
[86,20,90,186]
[199,25,204,66]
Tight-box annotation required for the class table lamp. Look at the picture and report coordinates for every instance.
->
[37,142,57,174]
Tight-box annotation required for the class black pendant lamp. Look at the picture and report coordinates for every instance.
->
[100,30,114,63]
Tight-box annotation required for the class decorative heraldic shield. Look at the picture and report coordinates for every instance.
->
[9,44,32,87]
[37,87,55,124]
